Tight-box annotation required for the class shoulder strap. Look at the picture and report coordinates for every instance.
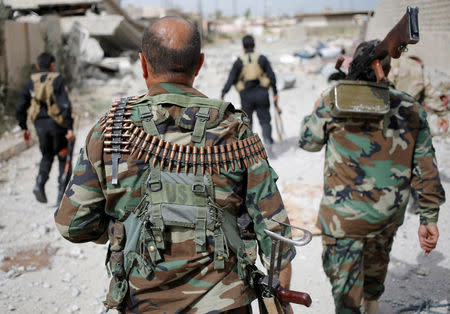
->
[138,105,160,137]
[137,94,229,110]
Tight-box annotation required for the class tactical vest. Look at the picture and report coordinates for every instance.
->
[29,72,66,127]
[235,53,271,92]
[101,94,266,310]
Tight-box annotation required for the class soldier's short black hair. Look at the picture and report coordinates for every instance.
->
[353,40,391,82]
[141,17,201,77]
[37,52,56,70]
[242,35,255,50]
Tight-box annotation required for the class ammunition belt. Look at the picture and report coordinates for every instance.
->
[100,101,267,176]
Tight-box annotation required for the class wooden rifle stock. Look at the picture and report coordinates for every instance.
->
[335,55,345,71]
[347,6,419,82]
[277,287,312,307]
[374,6,419,60]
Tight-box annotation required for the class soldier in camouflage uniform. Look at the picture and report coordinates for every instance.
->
[55,17,295,313]
[388,56,449,135]
[298,44,445,314]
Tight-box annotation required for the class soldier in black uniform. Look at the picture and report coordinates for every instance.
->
[221,35,279,152]
[16,52,75,204]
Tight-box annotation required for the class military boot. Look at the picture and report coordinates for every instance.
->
[33,174,48,203]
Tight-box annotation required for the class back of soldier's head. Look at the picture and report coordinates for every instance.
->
[242,35,255,51]
[37,52,55,70]
[353,40,391,81]
[141,16,201,78]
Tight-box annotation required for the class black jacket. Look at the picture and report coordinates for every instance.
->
[16,71,73,130]
[221,52,277,98]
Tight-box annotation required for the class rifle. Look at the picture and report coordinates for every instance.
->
[57,139,75,205]
[254,220,313,313]
[339,6,419,84]
[273,101,284,142]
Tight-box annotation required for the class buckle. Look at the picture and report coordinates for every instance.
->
[141,112,154,122]
[192,183,206,193]
[195,112,210,122]
[148,180,162,192]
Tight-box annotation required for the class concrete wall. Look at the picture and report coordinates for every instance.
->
[366,0,450,76]
[3,21,45,91]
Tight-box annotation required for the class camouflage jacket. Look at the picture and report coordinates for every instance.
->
[388,57,446,115]
[55,83,295,313]
[299,87,445,238]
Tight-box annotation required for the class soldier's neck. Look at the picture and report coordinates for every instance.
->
[145,75,194,89]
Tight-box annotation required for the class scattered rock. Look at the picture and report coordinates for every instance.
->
[42,282,51,288]
[8,304,16,311]
[415,266,431,277]
[62,272,75,282]
[69,248,85,259]
[72,288,81,297]
[70,304,80,312]
[38,226,51,235]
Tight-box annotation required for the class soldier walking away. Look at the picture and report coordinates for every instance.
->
[298,10,445,314]
[221,35,280,155]
[16,52,75,205]
[55,17,297,313]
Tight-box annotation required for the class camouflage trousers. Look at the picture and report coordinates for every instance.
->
[321,232,396,314]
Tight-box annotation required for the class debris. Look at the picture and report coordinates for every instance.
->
[318,46,342,59]
[80,37,104,64]
[42,282,51,288]
[280,54,300,65]
[294,45,317,59]
[69,247,84,259]
[8,304,16,311]
[71,288,81,297]
[70,304,80,312]
[62,272,75,282]
[278,72,297,90]
[415,266,431,277]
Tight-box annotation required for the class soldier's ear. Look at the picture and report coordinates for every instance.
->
[140,52,149,79]
[49,62,55,71]
[194,53,204,77]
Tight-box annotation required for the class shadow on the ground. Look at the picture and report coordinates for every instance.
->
[380,250,450,313]
[271,136,299,159]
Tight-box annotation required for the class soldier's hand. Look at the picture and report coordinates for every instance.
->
[21,130,31,145]
[273,94,279,105]
[418,224,439,256]
[66,129,75,142]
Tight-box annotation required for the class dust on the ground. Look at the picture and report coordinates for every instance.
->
[1,244,57,273]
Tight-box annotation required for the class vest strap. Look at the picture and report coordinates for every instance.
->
[213,228,226,270]
[148,166,165,249]
[193,175,207,252]
[141,227,163,263]
[138,105,160,136]
[191,107,210,144]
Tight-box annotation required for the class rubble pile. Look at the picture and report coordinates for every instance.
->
[2,0,144,97]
